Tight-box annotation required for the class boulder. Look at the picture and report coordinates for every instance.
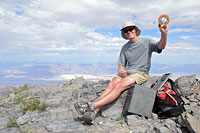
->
[175,75,197,96]
[101,91,127,119]
[180,112,200,133]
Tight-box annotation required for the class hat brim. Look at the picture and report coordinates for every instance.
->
[120,26,135,31]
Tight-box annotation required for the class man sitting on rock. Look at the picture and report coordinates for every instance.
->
[74,21,168,123]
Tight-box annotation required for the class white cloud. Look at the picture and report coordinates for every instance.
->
[3,74,27,79]
[169,28,199,34]
[166,40,200,51]
[178,35,191,40]
[1,70,26,74]
[0,0,199,63]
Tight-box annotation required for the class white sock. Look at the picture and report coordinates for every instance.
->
[90,102,95,111]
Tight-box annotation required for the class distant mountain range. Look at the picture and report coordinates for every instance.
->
[150,63,200,76]
[0,63,199,88]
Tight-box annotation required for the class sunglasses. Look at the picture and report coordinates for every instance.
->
[123,27,134,33]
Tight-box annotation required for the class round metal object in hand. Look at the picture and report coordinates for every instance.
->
[158,14,170,25]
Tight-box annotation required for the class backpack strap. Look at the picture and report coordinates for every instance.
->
[167,79,180,96]
[164,90,178,105]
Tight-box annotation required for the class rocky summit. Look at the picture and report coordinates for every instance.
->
[0,75,200,133]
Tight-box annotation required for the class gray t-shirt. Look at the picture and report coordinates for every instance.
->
[117,37,162,74]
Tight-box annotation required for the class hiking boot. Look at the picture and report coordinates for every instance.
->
[74,102,92,115]
[79,111,96,123]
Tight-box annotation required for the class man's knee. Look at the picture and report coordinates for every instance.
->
[105,79,120,92]
[110,78,121,86]
[113,77,121,83]
[113,82,129,93]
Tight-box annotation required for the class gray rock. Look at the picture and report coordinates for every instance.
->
[69,76,85,88]
[190,102,197,106]
[16,111,39,125]
[0,127,20,133]
[180,112,200,133]
[0,75,200,133]
[154,125,169,133]
[8,93,15,99]
[164,119,177,130]
[0,117,9,129]
[127,114,140,121]
[176,128,183,133]
[45,120,86,132]
[181,96,190,105]
[191,80,200,94]
[32,87,47,99]
[127,117,148,128]
[72,90,79,100]
[48,107,73,121]
[175,75,196,96]
[45,97,63,107]
[196,94,200,101]
[187,95,199,102]
[101,91,127,119]
[151,113,158,121]
[16,112,32,125]
[29,125,48,133]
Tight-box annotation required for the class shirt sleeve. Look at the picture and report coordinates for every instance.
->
[117,45,127,67]
[149,39,162,53]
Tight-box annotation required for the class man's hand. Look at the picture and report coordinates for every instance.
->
[118,69,128,77]
[159,24,168,35]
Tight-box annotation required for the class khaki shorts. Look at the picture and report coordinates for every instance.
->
[113,71,148,85]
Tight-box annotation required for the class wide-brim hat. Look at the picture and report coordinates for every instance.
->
[121,21,141,40]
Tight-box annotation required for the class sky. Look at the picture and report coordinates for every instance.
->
[0,0,200,65]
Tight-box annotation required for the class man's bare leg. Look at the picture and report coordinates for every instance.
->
[94,76,135,112]
[94,78,121,112]
[98,78,121,100]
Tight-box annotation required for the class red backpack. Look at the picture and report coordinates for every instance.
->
[151,78,185,118]
[156,82,178,106]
